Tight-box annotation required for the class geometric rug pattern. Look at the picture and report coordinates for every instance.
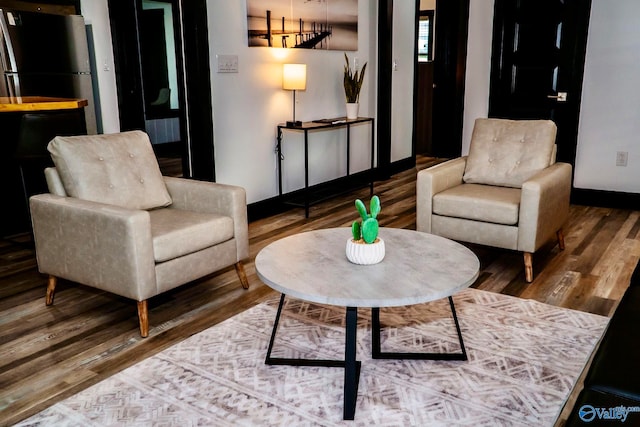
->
[17,289,609,426]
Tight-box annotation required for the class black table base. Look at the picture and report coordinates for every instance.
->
[372,296,467,361]
[265,293,467,420]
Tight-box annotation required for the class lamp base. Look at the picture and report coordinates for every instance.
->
[286,120,302,127]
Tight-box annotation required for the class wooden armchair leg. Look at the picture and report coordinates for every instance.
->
[524,252,534,283]
[45,275,57,306]
[137,300,149,338]
[557,228,566,251]
[235,261,249,289]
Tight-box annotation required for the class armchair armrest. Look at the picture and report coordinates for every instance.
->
[518,162,572,252]
[416,157,467,232]
[163,177,249,261]
[29,194,157,301]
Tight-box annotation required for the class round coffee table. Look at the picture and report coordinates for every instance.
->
[255,227,479,420]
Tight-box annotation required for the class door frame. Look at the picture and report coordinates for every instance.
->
[378,0,470,177]
[376,0,393,179]
[429,0,470,159]
[107,0,215,181]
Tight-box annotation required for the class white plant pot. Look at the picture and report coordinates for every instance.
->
[346,102,359,120]
[346,237,385,265]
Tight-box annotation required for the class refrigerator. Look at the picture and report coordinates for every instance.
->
[0,8,97,134]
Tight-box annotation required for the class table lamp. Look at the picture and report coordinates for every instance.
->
[282,63,306,127]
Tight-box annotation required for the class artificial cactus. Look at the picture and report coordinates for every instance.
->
[351,221,361,241]
[351,195,381,243]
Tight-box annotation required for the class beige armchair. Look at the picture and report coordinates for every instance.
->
[29,131,249,337]
[417,118,572,282]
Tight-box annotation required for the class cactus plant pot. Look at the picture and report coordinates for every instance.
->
[346,237,385,265]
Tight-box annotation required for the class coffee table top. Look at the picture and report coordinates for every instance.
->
[255,227,479,307]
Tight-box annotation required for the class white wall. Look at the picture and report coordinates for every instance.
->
[390,1,415,162]
[80,0,120,134]
[208,1,378,203]
[461,0,494,155]
[574,0,640,193]
[82,0,640,205]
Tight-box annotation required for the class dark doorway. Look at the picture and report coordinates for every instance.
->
[415,8,434,155]
[107,0,216,181]
[429,0,470,159]
[379,0,470,173]
[489,0,592,168]
[140,9,171,117]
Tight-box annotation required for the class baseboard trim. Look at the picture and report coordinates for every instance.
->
[571,188,640,209]
[247,196,290,222]
[249,161,640,221]
[248,169,378,221]
[388,157,416,176]
[248,157,423,221]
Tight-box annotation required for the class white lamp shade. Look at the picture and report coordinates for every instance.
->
[282,64,307,91]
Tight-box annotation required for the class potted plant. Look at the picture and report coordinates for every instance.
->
[346,195,385,265]
[343,53,367,120]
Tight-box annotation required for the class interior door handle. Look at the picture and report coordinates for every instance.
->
[547,92,567,102]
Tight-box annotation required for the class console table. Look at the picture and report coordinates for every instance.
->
[277,117,375,217]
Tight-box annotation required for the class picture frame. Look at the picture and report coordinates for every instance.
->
[246,0,358,51]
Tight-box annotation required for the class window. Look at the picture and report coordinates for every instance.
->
[418,10,434,62]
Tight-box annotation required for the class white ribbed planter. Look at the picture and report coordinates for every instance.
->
[345,238,385,265]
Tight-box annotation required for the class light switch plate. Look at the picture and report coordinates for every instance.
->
[616,151,628,167]
[217,54,238,73]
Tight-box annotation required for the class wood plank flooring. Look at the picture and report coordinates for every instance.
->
[1,156,638,426]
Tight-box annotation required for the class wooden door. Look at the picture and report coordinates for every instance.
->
[415,61,434,154]
[430,0,470,159]
[489,0,591,167]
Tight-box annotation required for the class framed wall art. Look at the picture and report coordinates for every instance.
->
[246,0,358,51]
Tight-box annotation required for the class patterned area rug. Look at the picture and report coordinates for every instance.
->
[18,289,609,426]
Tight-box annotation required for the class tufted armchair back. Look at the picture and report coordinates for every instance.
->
[47,130,173,209]
[462,118,557,188]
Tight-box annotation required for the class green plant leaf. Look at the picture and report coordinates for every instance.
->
[369,195,380,219]
[343,53,367,103]
[351,220,361,240]
[355,199,368,221]
[361,218,379,243]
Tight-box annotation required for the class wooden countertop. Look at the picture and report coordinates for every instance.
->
[0,96,88,112]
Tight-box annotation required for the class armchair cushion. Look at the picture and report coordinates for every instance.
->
[47,130,172,210]
[149,209,234,263]
[433,183,521,225]
[463,118,557,188]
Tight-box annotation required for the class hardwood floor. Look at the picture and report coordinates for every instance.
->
[1,156,638,425]
[157,156,183,177]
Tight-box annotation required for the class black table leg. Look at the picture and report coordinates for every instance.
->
[371,296,468,361]
[265,295,362,420]
[265,293,287,365]
[343,306,360,420]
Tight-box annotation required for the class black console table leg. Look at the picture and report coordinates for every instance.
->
[372,296,467,361]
